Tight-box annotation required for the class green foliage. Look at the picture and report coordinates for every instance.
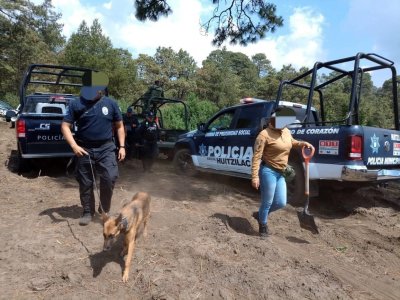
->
[195,48,258,107]
[195,61,242,107]
[200,0,283,46]
[31,0,65,52]
[134,47,197,100]
[185,94,219,129]
[322,80,350,123]
[62,19,137,100]
[2,93,19,108]
[159,103,187,130]
[134,0,172,21]
[254,76,280,100]
[0,4,398,132]
[133,1,283,46]
[252,53,275,78]
[160,93,219,130]
[0,0,64,95]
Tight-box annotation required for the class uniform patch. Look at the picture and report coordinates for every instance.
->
[102,106,109,115]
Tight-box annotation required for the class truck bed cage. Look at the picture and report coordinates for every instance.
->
[20,64,94,108]
[130,96,190,131]
[276,53,399,130]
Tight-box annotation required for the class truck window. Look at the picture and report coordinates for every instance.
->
[235,105,264,129]
[208,110,235,131]
[291,106,317,124]
[23,96,73,114]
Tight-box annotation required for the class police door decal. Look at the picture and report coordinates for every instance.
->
[195,129,253,174]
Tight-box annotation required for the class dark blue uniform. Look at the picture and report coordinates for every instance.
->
[63,96,122,215]
[138,117,159,172]
[123,112,140,159]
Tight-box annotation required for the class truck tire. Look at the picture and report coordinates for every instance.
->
[16,147,32,173]
[173,148,198,176]
[287,159,305,206]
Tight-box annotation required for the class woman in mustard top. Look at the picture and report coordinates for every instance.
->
[251,112,314,238]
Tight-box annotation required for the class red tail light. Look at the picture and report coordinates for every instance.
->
[16,119,26,138]
[347,135,362,160]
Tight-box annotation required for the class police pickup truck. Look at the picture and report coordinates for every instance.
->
[172,53,400,203]
[12,64,94,172]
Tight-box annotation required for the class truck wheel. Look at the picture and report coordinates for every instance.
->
[16,147,32,173]
[173,148,198,176]
[287,160,305,206]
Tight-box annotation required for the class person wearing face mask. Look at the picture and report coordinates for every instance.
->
[251,108,314,238]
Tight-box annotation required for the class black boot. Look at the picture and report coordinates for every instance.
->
[79,211,93,226]
[259,223,268,239]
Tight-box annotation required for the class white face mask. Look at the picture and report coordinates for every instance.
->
[275,116,298,129]
[271,108,297,129]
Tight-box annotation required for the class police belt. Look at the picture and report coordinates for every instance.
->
[77,139,113,148]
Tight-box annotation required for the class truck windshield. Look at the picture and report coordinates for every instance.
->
[22,95,76,115]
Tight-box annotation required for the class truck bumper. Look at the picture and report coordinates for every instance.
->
[341,166,400,181]
[21,152,74,159]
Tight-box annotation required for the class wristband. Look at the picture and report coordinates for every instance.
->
[120,146,125,148]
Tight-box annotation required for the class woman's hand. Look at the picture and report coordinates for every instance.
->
[252,178,260,190]
[304,142,314,151]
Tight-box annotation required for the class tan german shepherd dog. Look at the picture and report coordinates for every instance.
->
[102,192,151,282]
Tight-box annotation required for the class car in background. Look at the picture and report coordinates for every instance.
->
[0,100,14,118]
[5,104,20,128]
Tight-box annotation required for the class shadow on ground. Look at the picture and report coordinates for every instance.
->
[39,205,82,222]
[211,213,258,236]
[89,237,125,278]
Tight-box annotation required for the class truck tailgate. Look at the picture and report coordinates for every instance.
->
[363,128,400,169]
[18,114,73,158]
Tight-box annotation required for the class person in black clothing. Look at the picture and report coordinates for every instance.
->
[137,111,159,172]
[123,107,140,159]
[61,71,125,226]
[142,80,164,112]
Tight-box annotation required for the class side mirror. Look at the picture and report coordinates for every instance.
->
[197,122,206,132]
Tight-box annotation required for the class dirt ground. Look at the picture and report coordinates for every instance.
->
[0,120,400,300]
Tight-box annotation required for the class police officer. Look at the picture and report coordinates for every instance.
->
[61,71,125,225]
[123,107,140,159]
[142,80,164,112]
[137,111,159,172]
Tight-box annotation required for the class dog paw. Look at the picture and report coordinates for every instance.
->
[122,273,129,283]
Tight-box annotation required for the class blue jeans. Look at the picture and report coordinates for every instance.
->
[258,165,287,225]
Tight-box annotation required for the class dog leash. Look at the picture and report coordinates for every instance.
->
[88,154,106,215]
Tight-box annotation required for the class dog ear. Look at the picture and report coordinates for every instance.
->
[115,214,124,230]
[101,212,109,223]
[115,214,122,224]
